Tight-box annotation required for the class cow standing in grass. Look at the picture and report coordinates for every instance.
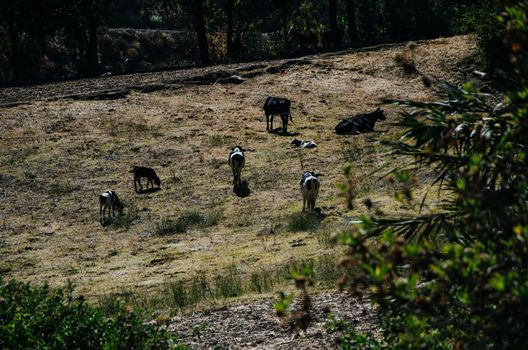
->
[300,172,321,212]
[133,166,161,193]
[263,97,292,133]
[99,190,124,225]
[229,146,245,188]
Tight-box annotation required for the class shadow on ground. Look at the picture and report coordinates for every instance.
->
[269,128,300,137]
[136,187,161,194]
[234,181,251,197]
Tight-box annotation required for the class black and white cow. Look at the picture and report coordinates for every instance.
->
[263,97,292,133]
[300,172,321,212]
[229,146,245,187]
[99,190,124,224]
[291,138,317,149]
[133,166,161,193]
[335,108,386,135]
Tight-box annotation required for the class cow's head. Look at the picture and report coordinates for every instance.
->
[291,138,302,146]
[373,108,386,121]
[115,199,125,214]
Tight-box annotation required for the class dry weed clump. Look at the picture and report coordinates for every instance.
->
[394,41,418,74]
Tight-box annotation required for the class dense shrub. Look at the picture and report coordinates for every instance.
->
[333,2,528,348]
[0,279,186,349]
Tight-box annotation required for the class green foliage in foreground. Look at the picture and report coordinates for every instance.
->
[0,279,187,350]
[332,2,528,349]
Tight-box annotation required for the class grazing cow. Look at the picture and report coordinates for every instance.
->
[263,97,292,133]
[300,172,321,212]
[229,146,245,187]
[99,190,124,224]
[291,138,317,149]
[133,166,161,193]
[335,108,387,135]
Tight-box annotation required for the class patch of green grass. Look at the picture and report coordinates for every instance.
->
[209,134,225,147]
[228,213,254,227]
[111,201,140,229]
[48,180,80,195]
[1,145,39,166]
[155,210,222,235]
[110,254,341,313]
[286,212,322,232]
[316,230,337,248]
[155,217,188,235]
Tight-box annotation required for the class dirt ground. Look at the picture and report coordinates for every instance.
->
[0,35,478,300]
[168,291,377,350]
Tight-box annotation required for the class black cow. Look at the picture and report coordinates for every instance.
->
[263,97,292,133]
[133,166,161,193]
[335,108,386,135]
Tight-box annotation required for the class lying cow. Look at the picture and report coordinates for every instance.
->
[133,166,161,193]
[229,146,246,188]
[99,190,124,225]
[300,172,321,212]
[263,97,292,133]
[335,108,386,135]
[291,139,317,149]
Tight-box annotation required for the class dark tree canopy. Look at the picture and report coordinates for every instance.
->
[0,0,502,83]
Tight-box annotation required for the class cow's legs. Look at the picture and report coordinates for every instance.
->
[266,115,270,131]
[281,114,288,133]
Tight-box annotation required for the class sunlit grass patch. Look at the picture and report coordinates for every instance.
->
[286,212,322,232]
[154,209,222,235]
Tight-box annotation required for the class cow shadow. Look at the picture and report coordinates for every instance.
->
[135,187,161,195]
[269,128,300,137]
[234,180,251,197]
[312,207,326,218]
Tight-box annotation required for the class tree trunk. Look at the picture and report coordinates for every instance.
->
[5,4,21,82]
[7,23,21,82]
[225,0,235,59]
[328,0,340,48]
[193,0,210,64]
[86,17,99,76]
[387,0,408,42]
[345,0,358,45]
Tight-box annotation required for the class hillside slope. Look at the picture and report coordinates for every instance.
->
[0,35,478,302]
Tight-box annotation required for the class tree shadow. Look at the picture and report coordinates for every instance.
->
[135,187,161,194]
[234,180,251,197]
[269,128,300,137]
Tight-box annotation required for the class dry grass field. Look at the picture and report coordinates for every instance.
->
[0,35,477,306]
